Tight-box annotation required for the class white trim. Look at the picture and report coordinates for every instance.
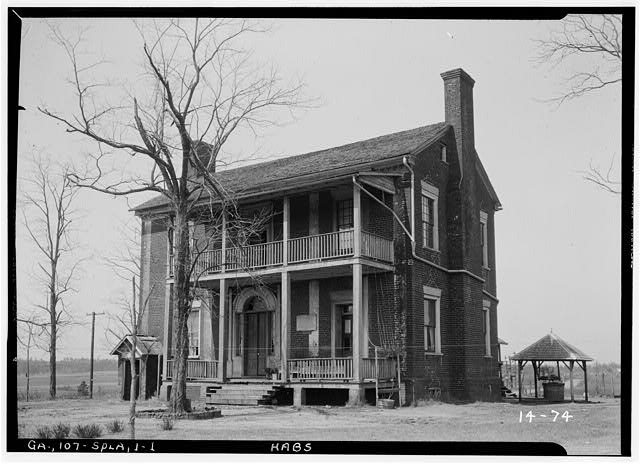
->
[423,285,442,355]
[480,210,489,268]
[483,299,491,357]
[421,181,439,251]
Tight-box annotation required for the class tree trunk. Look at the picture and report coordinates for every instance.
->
[169,206,192,414]
[49,265,57,400]
[130,340,137,440]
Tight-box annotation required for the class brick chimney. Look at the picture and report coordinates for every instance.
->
[441,68,476,180]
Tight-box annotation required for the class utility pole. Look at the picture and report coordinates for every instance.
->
[87,311,105,399]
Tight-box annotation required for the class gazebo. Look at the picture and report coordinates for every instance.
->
[512,332,593,402]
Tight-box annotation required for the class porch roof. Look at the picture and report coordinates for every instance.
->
[512,332,592,362]
[132,122,449,213]
[110,334,163,357]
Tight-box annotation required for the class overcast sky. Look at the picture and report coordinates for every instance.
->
[14,17,622,363]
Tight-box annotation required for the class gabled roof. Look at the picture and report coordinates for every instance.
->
[110,334,162,357]
[512,333,593,361]
[132,122,449,213]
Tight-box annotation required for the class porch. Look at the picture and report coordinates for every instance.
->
[171,229,394,278]
[165,356,397,382]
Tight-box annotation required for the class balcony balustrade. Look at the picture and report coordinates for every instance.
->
[169,229,394,277]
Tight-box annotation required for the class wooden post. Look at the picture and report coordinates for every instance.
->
[221,211,227,272]
[352,263,362,382]
[517,361,522,401]
[569,360,574,402]
[583,361,589,402]
[374,346,379,404]
[353,182,361,257]
[283,196,289,266]
[217,280,226,382]
[556,361,560,379]
[281,271,290,380]
[533,361,538,399]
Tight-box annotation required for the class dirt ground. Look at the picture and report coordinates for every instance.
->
[16,397,621,455]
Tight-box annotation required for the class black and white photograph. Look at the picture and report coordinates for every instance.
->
[5,6,633,457]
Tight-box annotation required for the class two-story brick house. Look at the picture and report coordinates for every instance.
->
[128,68,502,406]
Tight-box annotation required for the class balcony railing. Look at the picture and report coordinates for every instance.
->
[360,357,397,381]
[289,229,354,263]
[169,229,394,277]
[166,359,218,380]
[288,357,353,381]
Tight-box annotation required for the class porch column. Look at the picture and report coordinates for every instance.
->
[221,210,227,272]
[162,283,172,383]
[217,279,227,382]
[283,196,289,265]
[352,263,362,382]
[281,271,290,380]
[353,181,361,257]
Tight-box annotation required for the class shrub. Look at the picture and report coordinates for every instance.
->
[159,416,174,431]
[73,423,102,439]
[77,381,89,397]
[52,422,71,438]
[106,420,124,434]
[35,425,52,439]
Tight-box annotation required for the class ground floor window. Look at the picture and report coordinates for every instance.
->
[483,300,491,356]
[188,306,200,358]
[423,286,441,354]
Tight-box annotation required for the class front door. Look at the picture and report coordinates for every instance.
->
[243,311,270,376]
[336,304,353,357]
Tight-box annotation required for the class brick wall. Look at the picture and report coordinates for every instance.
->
[139,217,168,341]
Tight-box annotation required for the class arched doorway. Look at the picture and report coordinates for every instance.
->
[242,296,273,376]
[232,287,277,378]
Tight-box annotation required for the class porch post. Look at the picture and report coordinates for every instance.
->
[217,279,227,382]
[352,263,362,382]
[281,271,290,380]
[283,196,289,265]
[221,210,227,272]
[162,283,171,386]
[353,181,361,257]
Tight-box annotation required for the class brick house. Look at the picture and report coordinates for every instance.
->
[129,67,502,406]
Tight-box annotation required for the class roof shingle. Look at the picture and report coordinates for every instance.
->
[133,122,448,212]
[512,333,593,361]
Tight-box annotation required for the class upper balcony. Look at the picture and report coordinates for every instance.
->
[169,228,394,279]
[167,182,396,280]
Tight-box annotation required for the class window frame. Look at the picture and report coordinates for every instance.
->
[188,299,202,359]
[480,210,489,269]
[421,182,439,251]
[482,299,491,357]
[440,144,447,163]
[423,286,442,355]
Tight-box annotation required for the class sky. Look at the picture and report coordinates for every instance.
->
[12,16,622,363]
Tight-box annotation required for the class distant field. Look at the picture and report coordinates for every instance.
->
[16,371,119,400]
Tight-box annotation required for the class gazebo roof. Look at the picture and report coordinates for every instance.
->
[512,332,593,361]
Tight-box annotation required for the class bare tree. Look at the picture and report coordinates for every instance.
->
[536,14,622,105]
[104,218,156,439]
[536,14,622,195]
[20,154,81,399]
[40,19,304,413]
[17,315,47,402]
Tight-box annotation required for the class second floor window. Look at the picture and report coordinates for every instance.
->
[336,199,354,230]
[480,211,488,268]
[421,182,439,251]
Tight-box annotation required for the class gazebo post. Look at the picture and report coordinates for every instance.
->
[517,360,522,402]
[583,361,589,402]
[569,360,574,402]
[533,361,538,399]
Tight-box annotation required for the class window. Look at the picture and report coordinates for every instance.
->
[482,300,491,357]
[440,144,447,163]
[337,199,354,252]
[480,211,489,268]
[423,286,441,354]
[421,182,439,251]
[337,304,353,357]
[337,199,354,230]
[188,299,201,358]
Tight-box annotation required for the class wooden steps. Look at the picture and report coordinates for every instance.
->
[205,384,288,406]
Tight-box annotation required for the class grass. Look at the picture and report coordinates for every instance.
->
[73,424,103,439]
[106,420,125,434]
[17,396,621,455]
